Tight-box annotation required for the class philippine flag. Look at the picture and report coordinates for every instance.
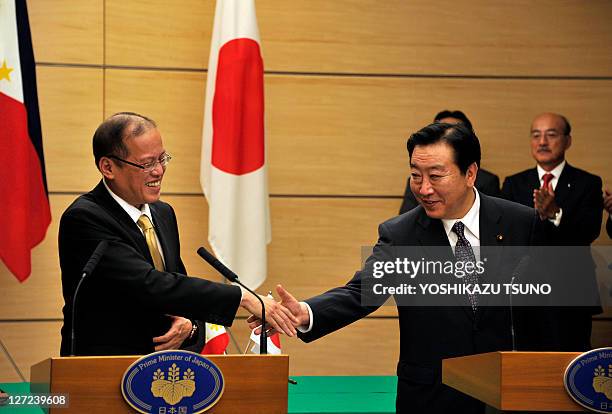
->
[201,323,230,355]
[0,0,51,282]
[200,0,270,290]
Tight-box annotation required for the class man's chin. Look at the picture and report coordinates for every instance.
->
[144,190,161,204]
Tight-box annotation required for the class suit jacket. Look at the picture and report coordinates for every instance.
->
[400,168,500,214]
[59,181,241,356]
[299,193,539,414]
[501,163,602,245]
[501,163,603,350]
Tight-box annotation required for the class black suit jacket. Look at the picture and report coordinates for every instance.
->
[501,163,603,350]
[501,163,602,245]
[59,181,241,356]
[400,168,500,214]
[299,193,539,414]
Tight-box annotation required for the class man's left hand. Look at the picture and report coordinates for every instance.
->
[533,183,559,220]
[153,315,192,351]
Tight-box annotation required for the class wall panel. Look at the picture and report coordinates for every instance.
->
[0,322,62,383]
[105,0,214,68]
[267,76,612,195]
[0,352,21,383]
[74,71,612,196]
[103,0,612,76]
[37,66,103,192]
[28,0,103,64]
[258,0,612,76]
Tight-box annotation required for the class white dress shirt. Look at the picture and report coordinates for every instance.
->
[441,188,481,260]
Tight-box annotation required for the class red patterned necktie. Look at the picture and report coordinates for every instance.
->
[541,173,554,189]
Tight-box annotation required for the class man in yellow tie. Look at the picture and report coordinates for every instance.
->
[58,112,296,356]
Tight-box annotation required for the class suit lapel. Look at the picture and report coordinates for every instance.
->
[553,163,574,207]
[150,204,176,272]
[415,210,451,250]
[90,181,153,266]
[476,193,504,314]
[524,168,540,207]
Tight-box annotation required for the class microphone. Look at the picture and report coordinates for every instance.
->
[197,247,268,354]
[71,241,108,356]
[509,255,530,351]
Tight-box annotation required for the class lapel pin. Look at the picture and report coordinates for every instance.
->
[496,234,504,242]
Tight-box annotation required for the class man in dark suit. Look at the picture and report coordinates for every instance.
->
[252,123,540,413]
[400,110,500,214]
[501,112,603,350]
[59,112,296,356]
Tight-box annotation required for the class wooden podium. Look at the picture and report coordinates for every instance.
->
[31,354,289,413]
[442,351,585,411]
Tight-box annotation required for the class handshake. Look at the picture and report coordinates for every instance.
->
[240,285,310,337]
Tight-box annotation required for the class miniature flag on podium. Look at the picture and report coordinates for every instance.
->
[201,323,230,355]
[249,328,282,355]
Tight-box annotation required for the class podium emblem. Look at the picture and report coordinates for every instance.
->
[564,347,612,413]
[122,350,224,414]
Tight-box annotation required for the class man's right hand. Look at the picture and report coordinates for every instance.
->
[247,284,310,334]
[240,288,298,337]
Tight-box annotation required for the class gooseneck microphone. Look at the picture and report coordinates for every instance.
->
[71,241,108,356]
[509,255,530,351]
[197,247,268,354]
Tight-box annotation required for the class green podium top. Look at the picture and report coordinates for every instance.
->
[288,376,396,414]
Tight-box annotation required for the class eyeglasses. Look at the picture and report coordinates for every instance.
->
[107,153,172,173]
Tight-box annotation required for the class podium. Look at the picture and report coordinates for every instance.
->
[442,351,585,411]
[31,354,289,413]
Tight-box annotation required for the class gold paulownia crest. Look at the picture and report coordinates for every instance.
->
[151,363,196,405]
[592,364,612,400]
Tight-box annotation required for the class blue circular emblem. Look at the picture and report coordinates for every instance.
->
[121,350,224,414]
[564,347,612,413]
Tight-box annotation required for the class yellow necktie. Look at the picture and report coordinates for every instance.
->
[137,214,165,271]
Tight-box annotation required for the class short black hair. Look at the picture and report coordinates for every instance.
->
[92,112,157,168]
[407,122,481,173]
[433,110,473,132]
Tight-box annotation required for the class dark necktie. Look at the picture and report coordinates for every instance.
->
[452,221,478,312]
[541,172,554,190]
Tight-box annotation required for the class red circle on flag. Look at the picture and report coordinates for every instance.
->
[211,38,265,175]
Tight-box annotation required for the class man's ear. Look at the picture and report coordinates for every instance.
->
[466,162,478,187]
[99,157,115,180]
[565,134,572,151]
